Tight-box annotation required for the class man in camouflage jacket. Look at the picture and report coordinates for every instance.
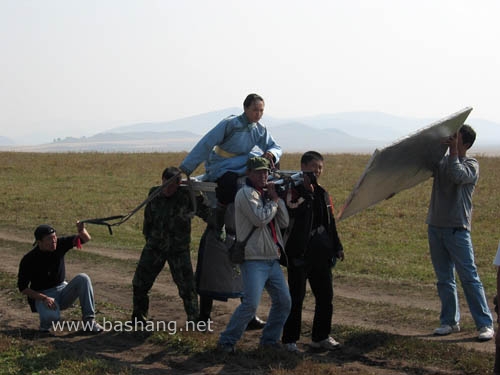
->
[132,167,208,323]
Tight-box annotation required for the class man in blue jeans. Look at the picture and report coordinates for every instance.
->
[17,222,103,333]
[427,124,494,341]
[217,157,291,353]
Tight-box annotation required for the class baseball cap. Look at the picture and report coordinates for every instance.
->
[34,224,56,241]
[246,157,271,171]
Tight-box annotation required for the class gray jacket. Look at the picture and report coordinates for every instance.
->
[234,183,289,261]
[426,155,479,231]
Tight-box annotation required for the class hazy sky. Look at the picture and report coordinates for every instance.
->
[2,0,500,144]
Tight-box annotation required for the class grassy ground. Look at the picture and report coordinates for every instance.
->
[1,151,499,374]
[2,152,498,288]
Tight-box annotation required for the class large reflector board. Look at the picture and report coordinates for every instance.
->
[338,107,473,221]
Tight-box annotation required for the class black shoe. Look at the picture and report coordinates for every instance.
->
[216,342,235,353]
[37,328,55,337]
[246,316,266,330]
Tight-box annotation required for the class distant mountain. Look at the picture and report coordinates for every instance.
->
[88,130,198,141]
[4,109,500,154]
[292,112,428,141]
[109,108,242,134]
[0,136,15,146]
[5,130,202,153]
[94,109,427,152]
[270,122,379,153]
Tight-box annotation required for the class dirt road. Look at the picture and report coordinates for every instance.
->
[1,230,495,374]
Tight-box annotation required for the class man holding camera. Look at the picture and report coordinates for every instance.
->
[281,151,344,352]
[217,157,290,353]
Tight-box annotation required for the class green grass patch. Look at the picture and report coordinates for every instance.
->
[0,334,133,375]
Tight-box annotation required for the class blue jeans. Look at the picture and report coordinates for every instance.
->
[35,273,96,330]
[218,259,291,346]
[428,225,493,329]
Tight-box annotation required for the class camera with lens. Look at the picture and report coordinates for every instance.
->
[274,181,288,195]
[303,171,317,185]
[267,170,305,196]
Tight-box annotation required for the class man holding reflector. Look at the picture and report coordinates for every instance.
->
[426,125,494,341]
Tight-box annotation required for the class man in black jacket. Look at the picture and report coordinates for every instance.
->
[281,151,344,352]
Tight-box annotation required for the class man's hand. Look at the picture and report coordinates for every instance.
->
[266,182,279,202]
[179,165,190,177]
[76,221,85,233]
[43,296,57,310]
[76,221,91,243]
[263,152,276,169]
[303,172,314,192]
[21,288,57,310]
[443,132,459,156]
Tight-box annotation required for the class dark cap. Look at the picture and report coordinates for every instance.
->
[34,224,56,241]
[246,156,271,171]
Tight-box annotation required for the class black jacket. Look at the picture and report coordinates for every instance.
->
[284,183,343,267]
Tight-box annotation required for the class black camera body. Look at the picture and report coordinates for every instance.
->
[267,170,306,197]
[303,171,317,185]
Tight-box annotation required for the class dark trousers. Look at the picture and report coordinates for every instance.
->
[199,294,213,322]
[198,173,238,321]
[282,262,333,343]
[132,245,199,322]
[196,227,251,323]
[196,230,214,322]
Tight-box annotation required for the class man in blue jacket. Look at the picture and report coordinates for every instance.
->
[180,93,280,329]
[179,93,281,230]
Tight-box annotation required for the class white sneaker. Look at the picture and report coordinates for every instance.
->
[310,336,341,350]
[284,342,300,353]
[433,324,460,336]
[478,326,494,341]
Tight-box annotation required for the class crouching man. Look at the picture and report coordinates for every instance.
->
[17,222,103,333]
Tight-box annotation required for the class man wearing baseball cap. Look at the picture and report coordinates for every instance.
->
[217,157,291,352]
[17,221,103,333]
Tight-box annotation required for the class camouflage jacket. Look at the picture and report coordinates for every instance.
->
[142,186,208,251]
